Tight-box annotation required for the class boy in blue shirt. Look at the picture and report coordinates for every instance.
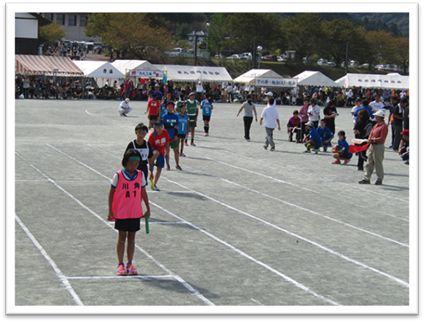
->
[317,119,334,152]
[332,130,353,164]
[302,121,322,154]
[177,105,189,157]
[201,97,213,136]
[162,101,182,170]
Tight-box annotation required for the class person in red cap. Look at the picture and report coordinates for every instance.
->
[398,129,409,165]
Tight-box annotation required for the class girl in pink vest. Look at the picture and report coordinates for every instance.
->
[108,149,150,276]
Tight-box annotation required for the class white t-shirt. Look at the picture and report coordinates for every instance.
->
[196,82,203,92]
[369,100,385,112]
[261,104,279,129]
[119,101,130,109]
[307,104,320,122]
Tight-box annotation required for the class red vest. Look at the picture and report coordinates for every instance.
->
[112,170,143,220]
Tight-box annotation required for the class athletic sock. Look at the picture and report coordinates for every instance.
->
[165,155,169,165]
[204,125,209,133]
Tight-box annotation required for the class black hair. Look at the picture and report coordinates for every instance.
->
[338,130,346,138]
[293,110,299,115]
[327,100,336,107]
[153,120,163,127]
[122,149,141,167]
[269,97,275,105]
[362,99,369,106]
[246,94,252,104]
[135,123,148,133]
[400,98,409,104]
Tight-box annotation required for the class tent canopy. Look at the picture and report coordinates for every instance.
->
[293,70,338,87]
[233,69,283,85]
[15,54,83,76]
[73,61,125,79]
[335,73,409,90]
[154,64,233,82]
[111,60,159,76]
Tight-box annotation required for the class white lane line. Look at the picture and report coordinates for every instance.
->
[15,151,214,306]
[199,146,410,204]
[251,298,264,306]
[43,145,340,305]
[221,178,408,248]
[150,201,340,306]
[43,145,409,288]
[66,275,173,280]
[15,214,84,306]
[162,177,409,289]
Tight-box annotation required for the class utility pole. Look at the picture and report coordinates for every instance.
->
[252,38,256,69]
[345,42,349,75]
[194,33,198,66]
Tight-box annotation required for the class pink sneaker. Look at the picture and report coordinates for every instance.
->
[126,263,138,275]
[116,264,126,276]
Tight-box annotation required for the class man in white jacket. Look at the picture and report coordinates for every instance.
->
[260,97,281,151]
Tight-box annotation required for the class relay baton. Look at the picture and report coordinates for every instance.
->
[149,173,155,190]
[144,212,149,234]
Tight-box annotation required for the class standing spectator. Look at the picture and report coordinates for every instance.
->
[298,98,309,140]
[391,98,405,151]
[260,97,281,151]
[353,109,373,171]
[351,98,362,125]
[358,110,388,185]
[22,76,30,98]
[226,83,233,103]
[403,99,409,130]
[195,79,204,102]
[237,95,258,142]
[307,99,320,128]
[323,99,338,141]
[369,93,386,115]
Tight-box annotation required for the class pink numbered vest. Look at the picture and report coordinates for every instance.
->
[112,170,143,220]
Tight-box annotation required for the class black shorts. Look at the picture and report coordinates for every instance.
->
[177,133,186,139]
[149,115,158,121]
[203,115,211,121]
[115,218,141,232]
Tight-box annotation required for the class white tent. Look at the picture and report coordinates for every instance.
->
[73,61,125,87]
[335,73,409,90]
[154,64,233,83]
[112,60,160,77]
[233,69,297,87]
[294,70,338,87]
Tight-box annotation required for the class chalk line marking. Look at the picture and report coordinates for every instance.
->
[15,151,214,306]
[15,214,84,306]
[66,275,173,280]
[251,298,264,306]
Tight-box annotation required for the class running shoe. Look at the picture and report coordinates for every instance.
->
[332,160,341,164]
[180,152,186,157]
[185,141,188,146]
[191,142,196,146]
[302,149,311,153]
[126,263,138,275]
[358,179,370,184]
[343,159,350,165]
[263,145,268,150]
[314,149,319,154]
[166,164,170,171]
[176,165,183,171]
[153,185,160,191]
[116,264,126,276]
[270,147,275,151]
[204,133,208,136]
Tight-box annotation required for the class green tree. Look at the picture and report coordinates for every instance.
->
[364,30,395,69]
[208,13,231,55]
[176,23,191,41]
[392,37,409,73]
[281,13,323,63]
[39,22,66,46]
[85,13,174,63]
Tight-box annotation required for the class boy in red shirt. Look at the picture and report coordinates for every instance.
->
[145,93,160,128]
[148,120,170,191]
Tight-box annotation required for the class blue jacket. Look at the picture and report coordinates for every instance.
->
[317,126,334,142]
[309,127,322,147]
[338,138,353,159]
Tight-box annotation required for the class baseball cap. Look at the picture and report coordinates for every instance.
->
[125,98,130,102]
[266,91,273,96]
[400,129,409,135]
[305,121,314,127]
[166,101,175,107]
[374,110,385,118]
[189,92,195,96]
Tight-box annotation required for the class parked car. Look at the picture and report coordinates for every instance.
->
[317,58,328,66]
[359,63,369,69]
[226,54,241,60]
[277,56,286,62]
[375,64,385,71]
[261,55,277,61]
[215,53,223,59]
[168,47,188,57]
[239,52,252,60]
[349,60,359,68]
[327,61,336,67]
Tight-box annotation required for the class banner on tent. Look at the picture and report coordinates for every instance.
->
[129,70,164,78]
[256,78,298,87]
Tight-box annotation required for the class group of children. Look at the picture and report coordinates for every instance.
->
[301,117,353,164]
[107,91,214,276]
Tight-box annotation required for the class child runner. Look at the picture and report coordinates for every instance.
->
[177,105,189,157]
[176,94,186,114]
[162,101,182,171]
[201,96,213,136]
[332,130,353,164]
[302,121,322,154]
[317,119,334,152]
[145,94,160,128]
[107,149,150,276]
[148,120,170,191]
[124,123,154,184]
[236,94,257,142]
[185,92,199,146]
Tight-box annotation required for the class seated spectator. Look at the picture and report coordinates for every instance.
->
[398,129,409,164]
[287,110,302,142]
[336,91,345,107]
[317,119,334,152]
[332,130,353,164]
[302,121,322,154]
